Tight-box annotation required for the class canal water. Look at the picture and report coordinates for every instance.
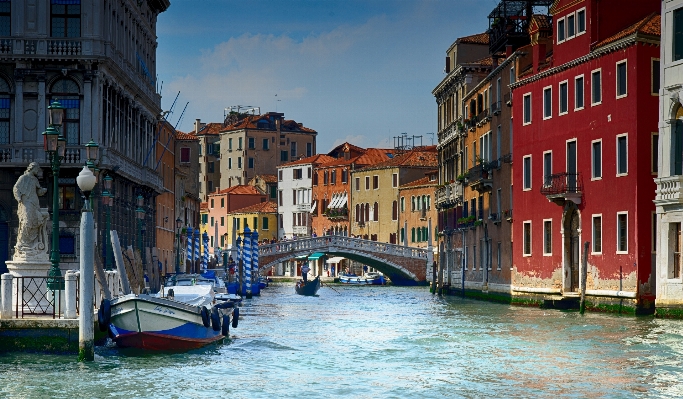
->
[2,285,683,398]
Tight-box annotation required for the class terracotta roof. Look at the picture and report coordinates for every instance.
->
[195,122,224,136]
[213,185,262,195]
[200,202,208,211]
[327,142,366,156]
[353,148,395,166]
[360,147,438,171]
[255,174,278,183]
[593,13,660,49]
[473,56,494,67]
[458,32,489,45]
[228,201,277,215]
[528,15,551,34]
[176,131,199,141]
[278,154,336,168]
[221,114,317,133]
[399,176,437,189]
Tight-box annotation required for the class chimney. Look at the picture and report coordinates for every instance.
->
[529,15,551,74]
[445,57,451,74]
[506,45,513,58]
[194,119,201,134]
[532,41,546,72]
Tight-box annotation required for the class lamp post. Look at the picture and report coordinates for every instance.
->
[43,100,66,290]
[175,217,182,275]
[102,175,113,270]
[135,195,146,265]
[76,165,97,362]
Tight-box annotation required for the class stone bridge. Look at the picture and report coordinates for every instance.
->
[259,236,432,285]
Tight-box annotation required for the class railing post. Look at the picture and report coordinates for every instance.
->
[64,270,77,319]
[0,273,12,319]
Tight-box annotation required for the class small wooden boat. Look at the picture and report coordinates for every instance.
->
[295,276,320,296]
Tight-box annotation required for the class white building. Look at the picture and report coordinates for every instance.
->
[656,0,683,314]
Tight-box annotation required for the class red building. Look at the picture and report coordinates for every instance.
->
[511,1,660,313]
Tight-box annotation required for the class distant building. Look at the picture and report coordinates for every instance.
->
[175,130,200,273]
[219,112,317,188]
[248,174,278,202]
[193,119,223,201]
[398,170,439,249]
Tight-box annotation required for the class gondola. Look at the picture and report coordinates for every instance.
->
[295,276,321,296]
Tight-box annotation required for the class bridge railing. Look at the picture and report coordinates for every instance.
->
[259,236,428,260]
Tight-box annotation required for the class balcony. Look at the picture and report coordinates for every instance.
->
[491,101,502,116]
[504,92,512,106]
[296,203,311,212]
[488,212,501,224]
[655,176,683,206]
[435,181,463,209]
[468,163,492,192]
[476,109,490,127]
[540,173,583,205]
[324,208,348,220]
[292,226,309,235]
[464,116,478,131]
[503,208,513,222]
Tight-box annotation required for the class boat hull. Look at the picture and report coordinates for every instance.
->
[295,276,320,296]
[109,294,231,351]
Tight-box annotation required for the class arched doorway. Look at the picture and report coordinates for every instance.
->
[564,205,580,292]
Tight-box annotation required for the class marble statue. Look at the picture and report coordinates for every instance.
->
[13,162,50,261]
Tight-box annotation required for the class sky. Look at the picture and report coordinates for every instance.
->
[156,0,498,153]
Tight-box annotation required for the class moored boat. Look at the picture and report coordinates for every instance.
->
[363,272,386,285]
[338,272,368,284]
[106,283,238,350]
[295,276,321,296]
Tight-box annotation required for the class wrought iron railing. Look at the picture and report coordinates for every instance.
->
[15,276,69,319]
[504,92,512,106]
[491,101,502,115]
[540,173,583,196]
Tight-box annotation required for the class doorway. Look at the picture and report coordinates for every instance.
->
[564,207,580,292]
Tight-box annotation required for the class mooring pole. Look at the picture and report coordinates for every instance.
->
[580,241,589,315]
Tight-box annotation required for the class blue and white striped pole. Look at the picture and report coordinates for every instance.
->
[186,227,194,273]
[242,226,252,297]
[252,230,259,287]
[194,229,200,273]
[202,231,209,272]
[235,236,242,295]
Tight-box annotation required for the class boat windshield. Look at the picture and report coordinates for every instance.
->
[175,280,194,286]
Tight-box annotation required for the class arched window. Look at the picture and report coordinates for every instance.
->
[50,78,80,145]
[392,200,398,221]
[411,227,415,243]
[355,204,360,222]
[417,227,422,242]
[400,197,405,212]
[427,195,431,210]
[411,196,415,211]
[0,78,10,145]
[364,202,370,222]
[400,227,405,243]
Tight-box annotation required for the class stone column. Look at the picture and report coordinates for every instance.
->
[64,270,77,319]
[0,273,12,319]
[14,74,23,143]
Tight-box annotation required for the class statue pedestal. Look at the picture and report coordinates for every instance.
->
[6,260,64,316]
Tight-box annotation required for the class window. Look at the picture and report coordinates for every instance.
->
[180,147,190,163]
[292,189,297,205]
[675,8,683,61]
[373,175,379,189]
[567,13,575,38]
[575,75,584,110]
[278,190,282,206]
[323,171,328,185]
[293,168,303,180]
[617,134,628,176]
[672,223,682,278]
[342,169,348,183]
[592,140,602,179]
[652,133,659,175]
[308,167,312,179]
[221,198,224,208]
[577,8,586,34]
[392,173,398,188]
[543,151,552,187]
[543,220,552,255]
[591,69,602,105]
[392,201,398,220]
[373,202,379,221]
[616,60,627,98]
[510,67,515,84]
[523,155,531,190]
[278,170,283,181]
[307,142,312,157]
[248,157,254,168]
[290,142,297,158]
[617,212,628,253]
[210,217,214,227]
[51,79,80,144]
[263,217,269,230]
[280,150,288,162]
[248,137,255,149]
[253,217,258,230]
[497,242,501,270]
[238,137,242,149]
[365,176,370,190]
[355,177,360,191]
[652,59,660,96]
[237,157,242,169]
[220,217,225,227]
[51,0,80,37]
[523,93,531,125]
[210,199,214,208]
[557,17,566,43]
[331,170,337,184]
[228,158,232,170]
[208,162,215,173]
[263,138,269,150]
[523,221,531,256]
[0,1,9,37]
[59,186,76,210]
[228,138,233,150]
[592,215,602,253]
[559,81,568,115]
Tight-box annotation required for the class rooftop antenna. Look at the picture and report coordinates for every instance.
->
[275,94,281,112]
[426,132,434,146]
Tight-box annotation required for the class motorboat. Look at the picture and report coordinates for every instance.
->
[338,272,368,284]
[363,272,386,285]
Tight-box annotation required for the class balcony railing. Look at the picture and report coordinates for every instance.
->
[435,181,463,209]
[324,208,348,220]
[540,172,583,205]
[468,163,492,192]
[504,92,512,106]
[655,176,683,205]
[296,203,311,212]
[491,101,502,115]
[476,109,490,126]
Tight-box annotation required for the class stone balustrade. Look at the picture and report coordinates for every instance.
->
[655,175,683,205]
[259,236,428,260]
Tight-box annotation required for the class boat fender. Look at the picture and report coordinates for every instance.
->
[200,306,211,327]
[222,315,230,336]
[232,307,239,328]
[211,307,221,331]
[97,298,111,332]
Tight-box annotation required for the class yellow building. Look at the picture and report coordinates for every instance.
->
[225,201,278,247]
[350,147,438,243]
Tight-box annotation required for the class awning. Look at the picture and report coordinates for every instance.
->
[326,256,345,264]
[310,200,317,214]
[338,194,348,208]
[308,252,325,260]
[329,194,340,209]
[296,254,309,259]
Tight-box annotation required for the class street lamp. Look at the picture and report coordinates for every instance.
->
[135,195,146,265]
[43,99,66,290]
[102,175,113,270]
[175,217,182,275]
